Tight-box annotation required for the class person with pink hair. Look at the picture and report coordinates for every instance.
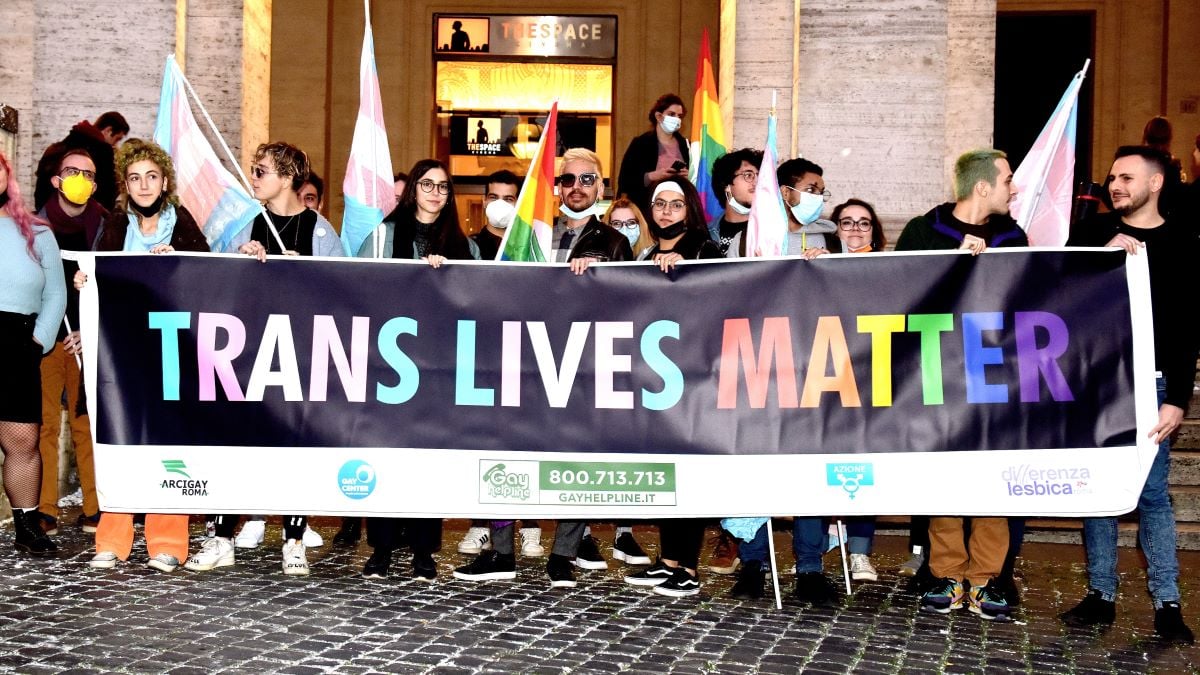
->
[0,150,66,554]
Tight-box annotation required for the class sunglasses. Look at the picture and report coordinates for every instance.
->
[250,166,278,179]
[558,172,599,188]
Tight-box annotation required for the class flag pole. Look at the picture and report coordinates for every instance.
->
[63,316,82,370]
[173,58,287,253]
[766,518,783,610]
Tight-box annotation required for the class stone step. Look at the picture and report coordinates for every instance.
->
[1174,419,1200,450]
[1170,450,1200,486]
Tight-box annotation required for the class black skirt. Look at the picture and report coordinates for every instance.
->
[0,311,42,423]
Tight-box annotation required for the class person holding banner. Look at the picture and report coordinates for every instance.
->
[897,148,1024,622]
[0,149,65,555]
[195,142,342,576]
[75,139,207,572]
[361,158,479,582]
[1061,145,1198,644]
[779,159,839,257]
[602,197,654,259]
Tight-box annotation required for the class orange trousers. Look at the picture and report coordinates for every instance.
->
[929,516,1008,585]
[95,513,190,562]
[38,342,98,517]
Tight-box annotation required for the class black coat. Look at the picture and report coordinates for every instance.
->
[616,130,690,214]
[565,216,634,262]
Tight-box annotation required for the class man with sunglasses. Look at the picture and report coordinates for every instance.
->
[552,148,633,264]
[34,148,109,538]
[708,148,764,256]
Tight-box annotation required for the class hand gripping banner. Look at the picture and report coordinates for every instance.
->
[78,250,1157,518]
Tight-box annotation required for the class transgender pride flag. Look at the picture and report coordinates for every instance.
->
[744,109,788,257]
[341,4,394,258]
[1011,60,1090,247]
[688,27,727,223]
[153,55,259,253]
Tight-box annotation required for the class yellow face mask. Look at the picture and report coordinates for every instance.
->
[60,173,95,205]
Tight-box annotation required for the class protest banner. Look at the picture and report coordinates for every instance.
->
[78,250,1156,518]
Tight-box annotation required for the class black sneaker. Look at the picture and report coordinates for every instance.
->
[624,560,675,587]
[612,532,651,565]
[453,550,517,581]
[573,535,608,570]
[968,579,1012,621]
[361,549,391,579]
[653,568,701,597]
[1060,589,1116,627]
[412,552,437,582]
[793,572,839,607]
[1154,602,1195,644]
[991,572,1021,608]
[333,517,362,547]
[13,510,57,556]
[547,553,577,588]
[730,560,765,600]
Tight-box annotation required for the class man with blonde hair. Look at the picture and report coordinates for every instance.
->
[552,148,633,263]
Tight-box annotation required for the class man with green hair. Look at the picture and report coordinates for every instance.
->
[894,148,1027,622]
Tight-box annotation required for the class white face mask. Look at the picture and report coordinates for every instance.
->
[788,191,825,225]
[725,190,752,216]
[485,199,515,229]
[616,224,639,247]
[559,202,601,220]
[659,115,682,135]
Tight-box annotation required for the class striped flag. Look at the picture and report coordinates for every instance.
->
[1011,60,1089,247]
[341,6,395,257]
[497,103,558,262]
[153,55,259,253]
[744,110,788,257]
[688,27,728,223]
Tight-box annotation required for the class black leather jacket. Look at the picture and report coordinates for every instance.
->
[564,216,634,261]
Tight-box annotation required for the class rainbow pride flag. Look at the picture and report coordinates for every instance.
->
[688,27,727,223]
[497,103,558,261]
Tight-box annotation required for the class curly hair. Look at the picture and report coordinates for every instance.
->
[254,142,310,191]
[115,138,179,214]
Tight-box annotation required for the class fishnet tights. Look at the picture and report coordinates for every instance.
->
[0,421,41,508]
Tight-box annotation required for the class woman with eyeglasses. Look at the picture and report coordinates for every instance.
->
[0,149,66,555]
[360,159,478,583]
[602,197,654,259]
[617,94,691,215]
[74,139,207,573]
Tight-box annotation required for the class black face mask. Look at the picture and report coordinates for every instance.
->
[0,191,9,211]
[131,193,166,218]
[650,219,687,241]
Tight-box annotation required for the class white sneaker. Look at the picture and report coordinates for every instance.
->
[185,536,235,571]
[147,553,181,573]
[89,551,119,569]
[302,525,324,548]
[282,540,310,576]
[234,520,266,549]
[520,527,544,557]
[849,553,878,581]
[204,520,215,539]
[457,527,492,554]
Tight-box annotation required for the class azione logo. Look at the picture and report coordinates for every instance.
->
[1003,464,1091,496]
[826,463,874,500]
[338,460,377,500]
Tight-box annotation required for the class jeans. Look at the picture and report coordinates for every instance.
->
[1082,376,1179,606]
[846,517,875,555]
[739,517,828,573]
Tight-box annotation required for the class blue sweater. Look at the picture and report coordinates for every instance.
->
[0,216,67,352]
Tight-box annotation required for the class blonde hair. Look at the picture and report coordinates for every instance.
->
[559,147,603,175]
[603,197,654,254]
[115,138,179,214]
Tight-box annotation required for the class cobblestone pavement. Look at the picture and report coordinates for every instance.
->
[0,515,1197,674]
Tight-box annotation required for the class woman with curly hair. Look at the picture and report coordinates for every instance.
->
[0,149,66,555]
[75,139,208,572]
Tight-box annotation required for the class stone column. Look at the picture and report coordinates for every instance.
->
[722,0,997,241]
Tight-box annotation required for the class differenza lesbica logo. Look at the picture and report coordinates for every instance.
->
[481,462,534,502]
[1003,464,1091,496]
[826,463,874,499]
[160,460,208,496]
[338,460,377,500]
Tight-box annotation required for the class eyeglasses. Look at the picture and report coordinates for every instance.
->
[838,218,873,231]
[417,179,451,195]
[733,170,758,184]
[609,219,638,228]
[250,166,277,179]
[651,199,686,213]
[783,184,832,202]
[558,172,599,188]
[59,167,96,181]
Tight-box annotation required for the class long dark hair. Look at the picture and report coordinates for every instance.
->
[645,178,707,240]
[396,158,471,259]
[831,198,886,252]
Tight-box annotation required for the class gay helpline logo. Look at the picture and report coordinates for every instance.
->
[338,460,377,500]
[826,463,874,500]
[160,460,208,496]
[479,460,538,504]
[1003,464,1091,496]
